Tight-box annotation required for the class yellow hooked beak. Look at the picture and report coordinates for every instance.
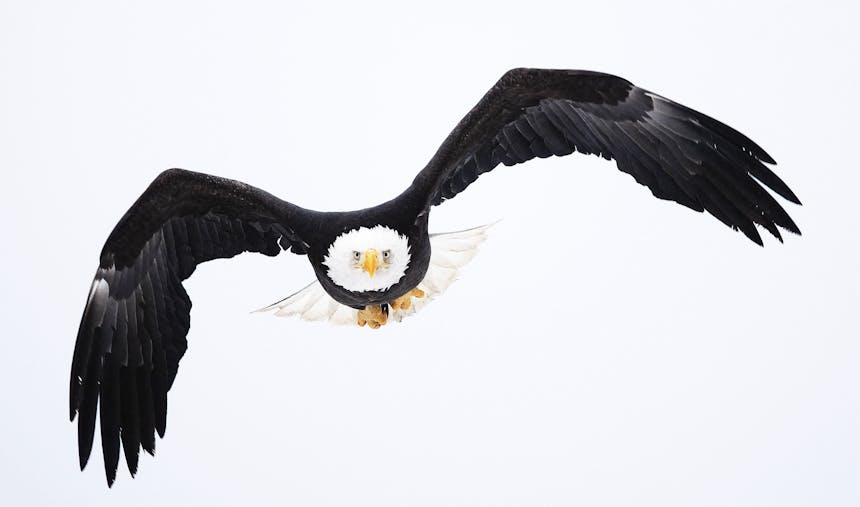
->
[362,249,379,278]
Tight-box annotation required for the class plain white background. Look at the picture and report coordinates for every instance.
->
[1,0,858,505]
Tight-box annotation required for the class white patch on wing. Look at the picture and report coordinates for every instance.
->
[323,225,411,292]
[255,223,494,326]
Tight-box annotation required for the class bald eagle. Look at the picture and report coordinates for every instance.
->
[69,68,801,485]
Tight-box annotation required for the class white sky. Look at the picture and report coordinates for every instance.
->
[1,1,858,505]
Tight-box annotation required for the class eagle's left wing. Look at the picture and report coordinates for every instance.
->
[408,68,801,245]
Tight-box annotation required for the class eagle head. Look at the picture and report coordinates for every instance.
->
[323,225,411,292]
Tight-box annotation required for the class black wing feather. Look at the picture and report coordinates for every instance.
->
[411,68,800,243]
[69,168,316,485]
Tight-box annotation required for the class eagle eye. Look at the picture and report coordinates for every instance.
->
[352,251,361,261]
[382,249,391,261]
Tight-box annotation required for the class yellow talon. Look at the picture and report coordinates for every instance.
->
[357,305,387,329]
[357,288,426,327]
[390,287,425,311]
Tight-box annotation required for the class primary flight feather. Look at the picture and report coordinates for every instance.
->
[69,68,801,485]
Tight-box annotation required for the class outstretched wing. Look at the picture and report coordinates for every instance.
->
[69,168,317,486]
[409,68,800,245]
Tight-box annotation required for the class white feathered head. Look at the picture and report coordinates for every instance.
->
[323,226,411,292]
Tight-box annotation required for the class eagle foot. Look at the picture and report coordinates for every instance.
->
[357,305,388,329]
[390,287,425,311]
